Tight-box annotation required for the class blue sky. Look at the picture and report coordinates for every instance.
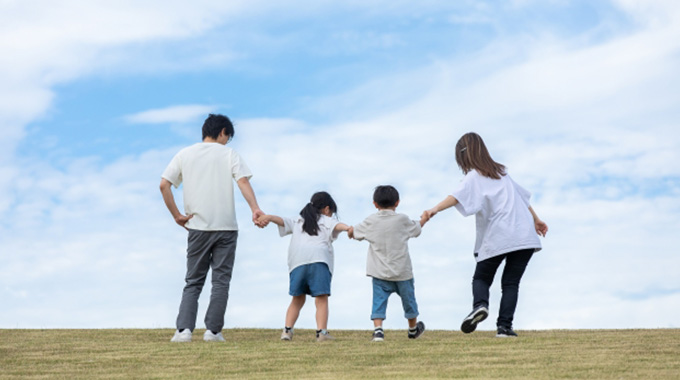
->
[1,0,679,331]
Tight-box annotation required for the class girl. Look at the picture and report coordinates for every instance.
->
[257,191,351,342]
[421,132,548,338]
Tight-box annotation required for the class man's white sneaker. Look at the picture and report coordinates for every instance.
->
[171,329,192,342]
[203,330,226,342]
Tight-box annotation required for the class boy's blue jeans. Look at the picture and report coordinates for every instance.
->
[371,277,419,320]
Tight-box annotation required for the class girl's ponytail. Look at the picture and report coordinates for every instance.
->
[300,191,338,236]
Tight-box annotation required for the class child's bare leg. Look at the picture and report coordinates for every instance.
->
[315,295,329,330]
[285,295,306,328]
[373,318,384,328]
[408,317,417,329]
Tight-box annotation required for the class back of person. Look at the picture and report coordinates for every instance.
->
[454,169,541,261]
[168,142,247,231]
[281,214,340,274]
[359,210,420,281]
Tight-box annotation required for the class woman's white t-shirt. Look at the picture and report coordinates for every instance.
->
[278,215,340,274]
[452,170,542,262]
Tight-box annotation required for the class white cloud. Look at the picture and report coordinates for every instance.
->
[124,105,220,125]
[1,0,679,331]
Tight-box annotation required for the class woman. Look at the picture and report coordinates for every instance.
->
[422,132,548,337]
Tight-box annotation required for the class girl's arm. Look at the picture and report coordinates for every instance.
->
[529,206,548,237]
[421,195,459,224]
[257,214,285,227]
[333,222,351,233]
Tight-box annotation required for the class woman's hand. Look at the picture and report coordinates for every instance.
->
[535,219,548,237]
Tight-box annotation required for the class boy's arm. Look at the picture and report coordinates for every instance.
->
[160,178,193,229]
[236,177,266,227]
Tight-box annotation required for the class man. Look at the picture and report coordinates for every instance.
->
[160,114,265,342]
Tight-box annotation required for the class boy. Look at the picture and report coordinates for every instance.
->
[350,185,427,342]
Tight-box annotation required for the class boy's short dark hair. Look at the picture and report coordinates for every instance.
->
[202,114,235,140]
[373,185,400,208]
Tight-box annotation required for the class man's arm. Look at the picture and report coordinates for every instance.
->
[236,177,266,227]
[159,178,193,229]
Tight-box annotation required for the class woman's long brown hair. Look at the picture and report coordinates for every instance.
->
[455,132,506,179]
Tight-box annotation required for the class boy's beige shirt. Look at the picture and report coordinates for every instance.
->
[353,209,421,281]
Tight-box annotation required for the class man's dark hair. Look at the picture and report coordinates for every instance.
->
[373,185,400,208]
[202,114,235,140]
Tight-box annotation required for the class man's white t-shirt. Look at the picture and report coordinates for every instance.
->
[452,170,541,262]
[162,142,252,231]
[277,215,340,274]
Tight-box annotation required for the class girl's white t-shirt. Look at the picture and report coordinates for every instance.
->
[452,170,542,262]
[162,142,252,231]
[278,215,340,274]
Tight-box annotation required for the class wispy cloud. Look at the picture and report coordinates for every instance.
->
[124,105,220,125]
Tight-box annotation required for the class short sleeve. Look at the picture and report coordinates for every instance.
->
[405,217,422,238]
[161,154,182,188]
[451,172,482,217]
[230,150,253,181]
[278,217,295,237]
[323,216,340,241]
[510,176,532,206]
[352,218,370,241]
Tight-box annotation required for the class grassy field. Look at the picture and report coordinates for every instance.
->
[1,328,678,379]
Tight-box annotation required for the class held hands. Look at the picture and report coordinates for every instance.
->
[420,208,437,226]
[347,226,354,239]
[253,210,269,228]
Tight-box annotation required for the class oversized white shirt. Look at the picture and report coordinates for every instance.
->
[162,142,252,231]
[451,170,541,262]
[353,210,422,281]
[278,215,340,274]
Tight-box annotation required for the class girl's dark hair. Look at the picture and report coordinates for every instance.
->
[300,191,338,236]
[455,132,506,179]
[202,114,235,140]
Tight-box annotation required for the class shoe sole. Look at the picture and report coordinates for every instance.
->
[461,308,488,334]
[496,334,518,338]
[281,336,292,341]
[372,337,384,342]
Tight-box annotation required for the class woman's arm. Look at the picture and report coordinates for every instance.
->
[529,206,548,237]
[421,195,459,223]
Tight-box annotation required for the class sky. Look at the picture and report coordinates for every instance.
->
[1,0,679,331]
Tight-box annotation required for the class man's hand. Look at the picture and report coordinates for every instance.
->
[174,214,193,229]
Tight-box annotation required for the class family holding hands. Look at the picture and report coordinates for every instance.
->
[160,114,548,343]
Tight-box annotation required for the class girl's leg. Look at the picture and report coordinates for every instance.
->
[472,254,505,309]
[285,295,306,328]
[497,249,534,328]
[315,295,329,330]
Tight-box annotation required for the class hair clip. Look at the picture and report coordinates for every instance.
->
[460,147,467,152]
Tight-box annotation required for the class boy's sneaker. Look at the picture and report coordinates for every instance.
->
[372,329,385,342]
[316,331,335,342]
[408,321,426,339]
[203,330,226,342]
[461,305,488,334]
[496,326,518,338]
[170,329,192,342]
[281,327,294,341]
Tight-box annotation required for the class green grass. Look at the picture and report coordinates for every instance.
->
[1,329,679,379]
